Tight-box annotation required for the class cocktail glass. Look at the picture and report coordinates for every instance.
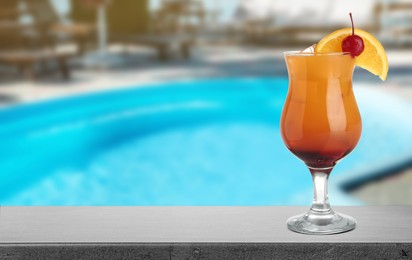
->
[281,51,361,234]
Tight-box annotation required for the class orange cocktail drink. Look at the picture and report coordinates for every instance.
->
[281,13,388,235]
[281,52,362,169]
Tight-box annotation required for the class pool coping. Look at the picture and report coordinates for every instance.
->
[0,206,410,258]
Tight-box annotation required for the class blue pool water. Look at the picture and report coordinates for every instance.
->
[1,78,412,205]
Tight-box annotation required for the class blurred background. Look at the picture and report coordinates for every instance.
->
[0,0,411,205]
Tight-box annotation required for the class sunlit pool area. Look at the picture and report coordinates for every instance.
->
[1,78,412,205]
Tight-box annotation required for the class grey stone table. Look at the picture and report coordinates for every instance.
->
[0,206,411,259]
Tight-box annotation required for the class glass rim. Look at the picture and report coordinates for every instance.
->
[284,51,351,56]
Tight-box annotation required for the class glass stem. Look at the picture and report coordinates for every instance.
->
[309,167,333,213]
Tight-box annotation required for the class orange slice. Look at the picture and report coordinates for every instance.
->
[315,28,388,81]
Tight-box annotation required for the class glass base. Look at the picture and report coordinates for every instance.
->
[287,209,356,235]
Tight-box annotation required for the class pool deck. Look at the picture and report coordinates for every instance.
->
[0,46,412,105]
[0,206,411,259]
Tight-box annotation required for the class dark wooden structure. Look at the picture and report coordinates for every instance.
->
[107,0,203,60]
[0,0,90,80]
[28,0,94,55]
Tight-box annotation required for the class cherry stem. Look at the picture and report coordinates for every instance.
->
[349,13,354,35]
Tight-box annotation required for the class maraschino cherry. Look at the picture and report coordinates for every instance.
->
[342,13,364,57]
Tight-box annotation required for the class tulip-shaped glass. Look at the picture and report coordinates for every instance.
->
[281,52,362,234]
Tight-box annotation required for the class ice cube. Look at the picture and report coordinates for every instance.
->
[301,44,316,53]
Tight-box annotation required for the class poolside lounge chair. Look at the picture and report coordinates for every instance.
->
[0,50,72,80]
[113,34,193,60]
[26,0,95,55]
[0,25,73,80]
[106,0,204,60]
[0,1,75,80]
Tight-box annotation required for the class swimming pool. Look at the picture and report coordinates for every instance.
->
[1,78,412,205]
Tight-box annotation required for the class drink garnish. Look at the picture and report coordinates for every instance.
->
[314,14,388,81]
[342,13,364,57]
